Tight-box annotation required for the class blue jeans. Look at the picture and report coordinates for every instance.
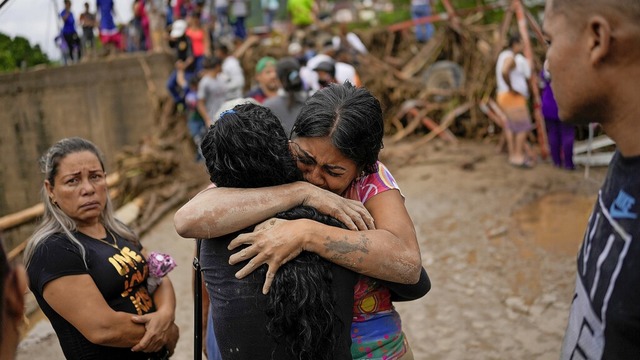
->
[187,116,206,161]
[206,304,222,360]
[193,56,204,74]
[233,16,246,40]
[216,6,230,36]
[166,70,195,104]
[263,9,277,31]
[411,4,435,42]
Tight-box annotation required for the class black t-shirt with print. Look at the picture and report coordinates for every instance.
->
[562,151,640,359]
[169,35,195,72]
[28,231,158,360]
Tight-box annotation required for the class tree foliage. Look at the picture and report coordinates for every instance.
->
[0,33,50,72]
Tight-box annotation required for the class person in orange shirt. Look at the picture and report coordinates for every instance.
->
[186,11,211,73]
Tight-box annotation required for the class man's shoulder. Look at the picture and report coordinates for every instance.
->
[245,86,264,97]
[497,49,514,60]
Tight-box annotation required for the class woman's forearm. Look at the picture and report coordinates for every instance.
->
[82,311,146,347]
[301,220,422,284]
[152,277,176,319]
[44,275,146,347]
[174,183,306,239]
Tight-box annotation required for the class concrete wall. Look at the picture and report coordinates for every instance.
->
[0,52,174,249]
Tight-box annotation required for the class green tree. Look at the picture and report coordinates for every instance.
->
[0,33,50,72]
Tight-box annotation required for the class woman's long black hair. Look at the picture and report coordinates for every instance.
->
[201,103,345,359]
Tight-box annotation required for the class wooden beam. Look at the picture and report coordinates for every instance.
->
[412,102,471,147]
[397,32,444,80]
[386,3,506,33]
[421,116,458,143]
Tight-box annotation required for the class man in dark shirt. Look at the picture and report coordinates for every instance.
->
[165,19,195,108]
[79,2,96,54]
[543,0,640,358]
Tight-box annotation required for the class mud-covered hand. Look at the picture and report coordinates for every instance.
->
[300,182,375,231]
[130,310,177,353]
[228,218,307,294]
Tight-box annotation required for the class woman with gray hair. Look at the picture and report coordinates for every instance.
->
[24,137,179,360]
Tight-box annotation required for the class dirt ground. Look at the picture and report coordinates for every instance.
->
[16,138,607,360]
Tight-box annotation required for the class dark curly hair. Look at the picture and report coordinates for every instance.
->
[200,103,348,359]
[291,82,384,175]
[201,103,301,188]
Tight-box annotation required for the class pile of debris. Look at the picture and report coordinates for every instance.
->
[111,98,207,236]
[236,0,547,147]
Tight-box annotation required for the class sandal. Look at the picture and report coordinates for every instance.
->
[509,160,534,169]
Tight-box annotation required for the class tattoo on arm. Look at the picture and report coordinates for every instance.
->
[324,233,370,255]
[324,234,369,271]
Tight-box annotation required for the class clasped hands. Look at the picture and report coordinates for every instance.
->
[131,309,179,355]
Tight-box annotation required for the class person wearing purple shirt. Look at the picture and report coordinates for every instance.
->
[60,0,82,62]
[540,67,575,170]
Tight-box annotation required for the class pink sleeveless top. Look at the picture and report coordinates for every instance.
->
[186,28,205,57]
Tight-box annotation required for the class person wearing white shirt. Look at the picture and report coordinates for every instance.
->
[215,43,245,100]
[495,34,535,168]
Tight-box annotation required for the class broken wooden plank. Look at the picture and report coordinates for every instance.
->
[574,153,614,167]
[397,32,444,80]
[421,116,458,143]
[115,196,146,226]
[390,108,430,143]
[573,135,615,154]
[412,102,471,147]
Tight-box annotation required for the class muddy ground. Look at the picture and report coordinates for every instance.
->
[16,138,607,360]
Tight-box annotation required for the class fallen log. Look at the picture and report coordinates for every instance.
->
[390,107,430,143]
[421,116,458,143]
[397,32,444,80]
[132,186,188,236]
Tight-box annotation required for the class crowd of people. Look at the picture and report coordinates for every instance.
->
[58,0,122,63]
[4,0,639,360]
[57,0,272,63]
[162,4,368,161]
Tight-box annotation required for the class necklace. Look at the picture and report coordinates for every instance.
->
[97,229,119,250]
